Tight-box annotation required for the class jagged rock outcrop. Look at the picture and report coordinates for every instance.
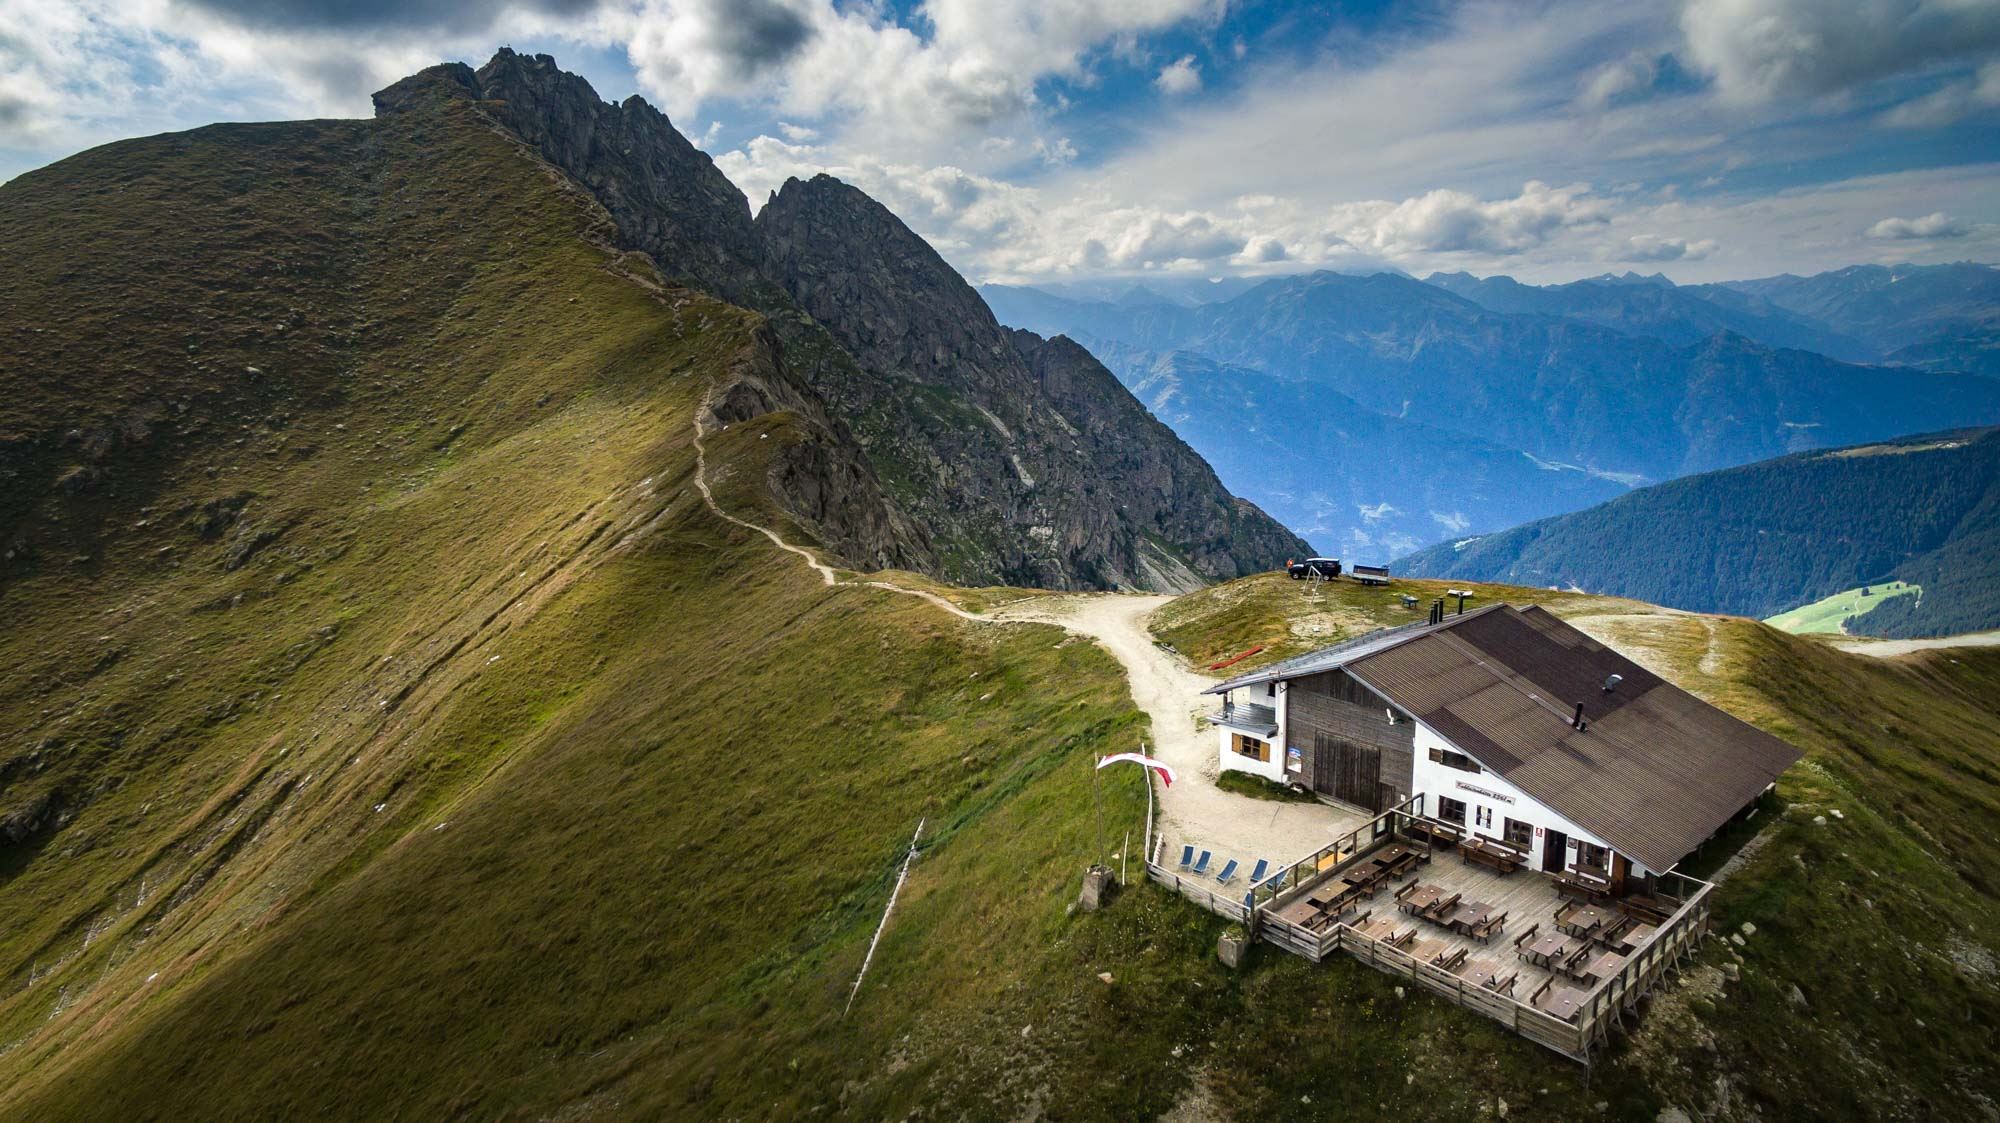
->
[1007,329,1311,583]
[374,53,1308,590]
[756,174,1307,589]
[373,54,928,573]
[374,51,766,304]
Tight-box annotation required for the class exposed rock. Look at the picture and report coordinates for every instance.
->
[380,51,1306,590]
[374,52,929,577]
[754,173,1308,589]
[0,788,67,845]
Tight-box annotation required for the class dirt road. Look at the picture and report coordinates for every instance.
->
[994,594,1363,877]
[694,402,1356,884]
[1830,630,2000,658]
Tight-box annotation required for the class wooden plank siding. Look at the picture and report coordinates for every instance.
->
[1288,670,1415,804]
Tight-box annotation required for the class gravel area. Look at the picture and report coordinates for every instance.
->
[994,593,1368,881]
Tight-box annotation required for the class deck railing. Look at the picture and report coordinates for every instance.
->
[1249,792,1421,913]
[1137,774,1712,1062]
[1237,799,1712,1063]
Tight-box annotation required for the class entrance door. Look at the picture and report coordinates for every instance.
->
[1543,829,1568,872]
[1312,733,1382,811]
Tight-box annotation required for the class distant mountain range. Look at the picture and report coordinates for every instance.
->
[1399,427,2000,639]
[981,265,2000,557]
[1073,339,1630,557]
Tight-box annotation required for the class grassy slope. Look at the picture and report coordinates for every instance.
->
[1150,571,1673,670]
[1143,572,2000,1119]
[0,98,1160,1119]
[4,98,1995,1121]
[1765,580,1918,634]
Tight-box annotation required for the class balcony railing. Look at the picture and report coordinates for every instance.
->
[1209,700,1278,733]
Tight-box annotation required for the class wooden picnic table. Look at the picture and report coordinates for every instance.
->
[1574,949,1627,985]
[1399,883,1444,915]
[1354,915,1398,942]
[1370,843,1415,867]
[1559,903,1617,938]
[1458,960,1498,989]
[1618,922,1658,949]
[1541,984,1589,1022]
[1407,936,1448,964]
[1522,930,1575,967]
[1445,899,1494,933]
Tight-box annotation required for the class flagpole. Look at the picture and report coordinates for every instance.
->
[1092,752,1107,870]
[1141,742,1154,866]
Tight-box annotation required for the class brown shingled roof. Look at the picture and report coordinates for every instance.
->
[1341,604,1799,871]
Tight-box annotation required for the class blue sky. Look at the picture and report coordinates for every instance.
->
[3,0,1997,284]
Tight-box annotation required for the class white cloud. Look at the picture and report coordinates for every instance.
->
[1865,211,1967,239]
[1579,50,1659,110]
[1880,61,2000,127]
[1156,54,1202,95]
[1034,135,1078,166]
[1680,0,2000,104]
[1358,501,1397,522]
[615,0,1222,162]
[1327,182,1612,256]
[1620,233,1718,261]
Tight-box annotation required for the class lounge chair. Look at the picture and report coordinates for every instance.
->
[1179,845,1194,870]
[1249,858,1269,885]
[1192,850,1213,876]
[1215,859,1240,884]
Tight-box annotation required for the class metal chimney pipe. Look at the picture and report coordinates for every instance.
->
[1572,701,1587,731]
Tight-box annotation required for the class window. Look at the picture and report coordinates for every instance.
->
[1427,746,1480,773]
[1503,817,1534,849]
[1474,805,1493,829]
[1266,682,1277,698]
[1576,841,1610,872]
[1233,733,1270,763]
[1437,796,1467,824]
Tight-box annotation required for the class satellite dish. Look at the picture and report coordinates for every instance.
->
[1602,673,1624,693]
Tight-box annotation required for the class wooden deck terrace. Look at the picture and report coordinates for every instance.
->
[1155,798,1714,1063]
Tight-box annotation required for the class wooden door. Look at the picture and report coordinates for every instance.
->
[1312,732,1381,811]
[1543,829,1568,872]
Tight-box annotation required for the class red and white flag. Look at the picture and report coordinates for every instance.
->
[1096,752,1177,787]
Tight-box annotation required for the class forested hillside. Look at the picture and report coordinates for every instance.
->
[1399,428,2000,636]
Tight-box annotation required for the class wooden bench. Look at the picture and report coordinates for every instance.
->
[1554,866,1614,902]
[1419,891,1462,925]
[1458,836,1527,874]
[1469,909,1508,943]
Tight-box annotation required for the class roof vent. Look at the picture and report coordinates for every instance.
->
[1571,701,1588,731]
[1602,673,1624,694]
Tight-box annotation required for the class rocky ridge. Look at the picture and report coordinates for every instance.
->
[374,51,1306,590]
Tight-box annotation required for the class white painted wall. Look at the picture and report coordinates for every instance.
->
[1408,721,1650,877]
[1216,724,1284,782]
[1215,685,1287,783]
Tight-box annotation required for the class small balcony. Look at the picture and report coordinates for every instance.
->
[1208,700,1278,736]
